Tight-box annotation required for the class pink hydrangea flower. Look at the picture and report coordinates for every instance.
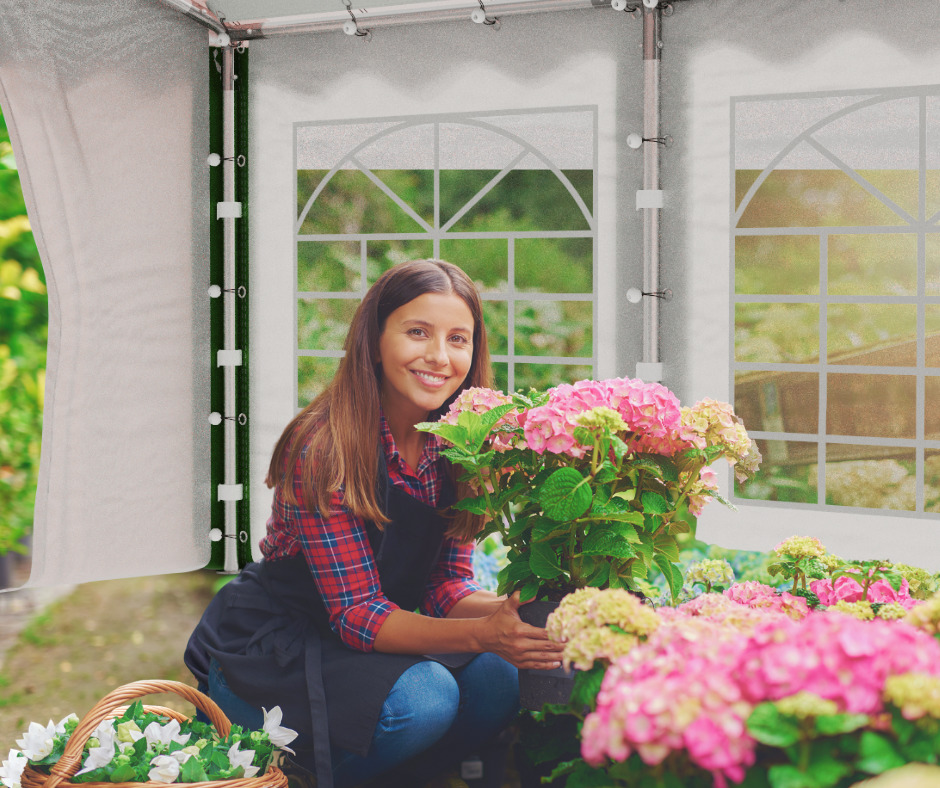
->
[441,386,520,451]
[811,571,917,610]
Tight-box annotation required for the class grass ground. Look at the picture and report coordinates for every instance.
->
[0,571,217,747]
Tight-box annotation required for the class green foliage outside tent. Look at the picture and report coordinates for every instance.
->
[0,105,46,560]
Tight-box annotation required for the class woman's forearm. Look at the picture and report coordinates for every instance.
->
[445,589,505,618]
[372,608,485,654]
[371,593,565,670]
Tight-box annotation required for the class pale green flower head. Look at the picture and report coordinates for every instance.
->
[884,673,940,721]
[876,603,907,620]
[774,535,827,561]
[574,406,628,433]
[904,592,940,635]
[685,558,735,589]
[828,601,875,620]
[773,691,840,719]
[892,564,940,599]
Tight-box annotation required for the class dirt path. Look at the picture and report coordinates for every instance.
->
[0,571,217,747]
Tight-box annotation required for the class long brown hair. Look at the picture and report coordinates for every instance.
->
[266,259,492,542]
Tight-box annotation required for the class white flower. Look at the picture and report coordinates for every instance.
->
[0,750,28,788]
[142,720,191,749]
[168,746,198,765]
[148,755,180,783]
[262,707,298,754]
[15,721,56,761]
[75,721,117,776]
[226,742,259,779]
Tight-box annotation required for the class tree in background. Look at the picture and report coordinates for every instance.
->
[0,105,46,569]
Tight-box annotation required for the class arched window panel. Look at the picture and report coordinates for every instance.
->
[679,0,940,569]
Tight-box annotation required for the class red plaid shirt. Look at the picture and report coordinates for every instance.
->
[260,417,481,652]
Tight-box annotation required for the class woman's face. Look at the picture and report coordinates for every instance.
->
[377,291,475,423]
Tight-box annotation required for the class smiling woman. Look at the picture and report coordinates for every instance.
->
[184,259,564,788]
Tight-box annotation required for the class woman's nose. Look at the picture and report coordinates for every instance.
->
[425,336,448,365]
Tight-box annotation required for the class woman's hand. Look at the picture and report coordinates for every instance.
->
[477,592,566,670]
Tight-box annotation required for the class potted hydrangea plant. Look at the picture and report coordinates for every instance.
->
[417,376,760,707]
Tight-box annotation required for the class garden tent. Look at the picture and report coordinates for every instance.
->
[1,0,940,588]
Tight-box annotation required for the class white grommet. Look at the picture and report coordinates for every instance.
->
[642,0,658,6]
[627,133,643,149]
[213,32,231,47]
[627,287,643,304]
[343,19,358,35]
[471,8,486,22]
[209,412,223,426]
[207,153,221,167]
[611,0,627,9]
[209,528,223,542]
[208,284,222,298]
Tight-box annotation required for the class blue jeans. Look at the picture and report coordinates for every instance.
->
[207,653,519,788]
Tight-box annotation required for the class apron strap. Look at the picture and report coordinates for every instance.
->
[305,629,334,788]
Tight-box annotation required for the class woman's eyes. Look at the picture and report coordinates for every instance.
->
[405,327,470,344]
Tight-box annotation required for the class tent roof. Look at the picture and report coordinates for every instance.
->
[165,0,611,38]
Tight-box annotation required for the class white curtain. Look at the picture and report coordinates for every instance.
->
[0,0,212,587]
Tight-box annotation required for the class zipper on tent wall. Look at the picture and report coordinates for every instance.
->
[208,41,251,572]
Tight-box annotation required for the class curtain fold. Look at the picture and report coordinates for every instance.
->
[0,0,212,587]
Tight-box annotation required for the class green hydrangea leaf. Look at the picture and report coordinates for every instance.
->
[653,554,684,602]
[640,490,668,514]
[451,495,489,515]
[540,467,593,521]
[519,577,541,602]
[856,731,906,774]
[530,541,563,580]
[814,713,869,736]
[748,703,800,748]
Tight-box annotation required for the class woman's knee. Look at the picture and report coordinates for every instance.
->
[379,661,460,737]
[459,653,519,726]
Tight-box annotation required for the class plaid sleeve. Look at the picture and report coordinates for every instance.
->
[420,538,482,618]
[284,469,398,652]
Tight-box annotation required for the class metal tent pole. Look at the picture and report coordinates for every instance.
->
[641,1,662,372]
[221,46,239,573]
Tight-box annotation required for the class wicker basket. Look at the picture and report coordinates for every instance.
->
[21,680,289,788]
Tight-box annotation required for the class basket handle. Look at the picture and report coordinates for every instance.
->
[45,680,233,788]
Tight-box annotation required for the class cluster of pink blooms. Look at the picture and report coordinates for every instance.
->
[810,570,917,610]
[440,386,518,451]
[580,600,940,788]
[515,377,758,465]
[517,377,687,459]
[723,581,810,620]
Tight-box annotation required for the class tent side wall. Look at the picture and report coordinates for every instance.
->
[0,0,212,586]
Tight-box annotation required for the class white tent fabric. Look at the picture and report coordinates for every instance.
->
[0,0,212,587]
[664,1,940,569]
[2,0,940,586]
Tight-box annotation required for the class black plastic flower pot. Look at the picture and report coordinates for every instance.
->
[517,599,576,710]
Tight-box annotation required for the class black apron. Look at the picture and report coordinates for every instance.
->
[183,463,472,788]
